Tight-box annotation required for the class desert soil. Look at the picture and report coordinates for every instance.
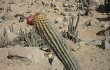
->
[0,0,110,70]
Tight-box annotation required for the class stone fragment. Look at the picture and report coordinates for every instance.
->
[63,17,68,21]
[8,47,48,63]
[87,40,102,46]
[0,19,3,23]
[85,20,92,26]
[56,17,63,22]
[4,12,15,20]
[65,8,73,12]
[59,26,63,29]
[19,16,26,22]
[50,1,56,8]
[102,40,110,50]
[60,12,66,16]
[49,56,64,70]
[54,19,58,23]
[63,2,69,7]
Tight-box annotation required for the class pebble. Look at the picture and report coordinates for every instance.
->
[65,8,73,12]
[0,8,4,13]
[4,12,15,20]
[87,40,102,46]
[102,40,110,50]
[49,56,64,70]
[50,1,56,8]
[60,12,66,16]
[0,19,3,23]
[84,20,92,27]
[71,4,75,7]
[56,17,63,22]
[63,17,68,21]
[63,2,69,7]
[54,7,59,11]
[54,20,58,23]
[59,26,63,29]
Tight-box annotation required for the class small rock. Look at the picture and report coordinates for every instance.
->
[61,30,67,38]
[87,40,102,46]
[65,8,73,12]
[42,1,49,7]
[42,1,46,6]
[19,16,25,22]
[8,47,48,63]
[49,56,64,70]
[50,1,56,8]
[60,12,66,16]
[102,40,110,50]
[105,37,110,42]
[7,32,18,42]
[59,26,63,29]
[106,26,110,31]
[71,4,75,7]
[54,20,58,23]
[101,24,110,29]
[56,17,63,22]
[96,30,105,36]
[4,12,15,20]
[63,17,68,21]
[0,19,3,23]
[8,0,15,4]
[54,7,59,11]
[63,2,69,7]
[31,2,34,5]
[10,37,20,46]
[66,40,80,51]
[83,20,92,27]
[0,8,4,13]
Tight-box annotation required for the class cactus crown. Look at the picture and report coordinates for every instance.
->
[33,12,47,22]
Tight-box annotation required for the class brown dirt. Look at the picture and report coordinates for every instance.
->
[0,0,110,70]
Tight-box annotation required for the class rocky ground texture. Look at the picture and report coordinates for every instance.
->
[0,0,110,70]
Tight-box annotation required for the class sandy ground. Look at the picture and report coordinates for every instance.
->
[0,0,110,70]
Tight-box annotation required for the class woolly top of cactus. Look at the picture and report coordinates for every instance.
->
[27,12,47,25]
[33,12,47,21]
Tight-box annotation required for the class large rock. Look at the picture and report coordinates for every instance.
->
[4,12,16,20]
[0,47,65,70]
[49,56,64,70]
[7,47,48,63]
[0,47,51,70]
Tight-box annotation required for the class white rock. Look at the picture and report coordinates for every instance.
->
[8,47,48,63]
[56,17,63,22]
[4,12,15,20]
[49,56,64,70]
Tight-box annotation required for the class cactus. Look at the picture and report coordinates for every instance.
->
[9,25,14,32]
[30,28,35,46]
[9,26,11,32]
[17,27,40,47]
[0,28,8,48]
[19,27,24,41]
[67,12,80,43]
[6,4,12,13]
[68,15,74,34]
[11,24,14,32]
[3,28,8,42]
[1,25,40,47]
[31,12,81,70]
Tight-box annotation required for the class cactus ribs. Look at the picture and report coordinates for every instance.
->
[27,12,81,70]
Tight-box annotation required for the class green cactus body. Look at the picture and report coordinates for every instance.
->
[33,12,80,70]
